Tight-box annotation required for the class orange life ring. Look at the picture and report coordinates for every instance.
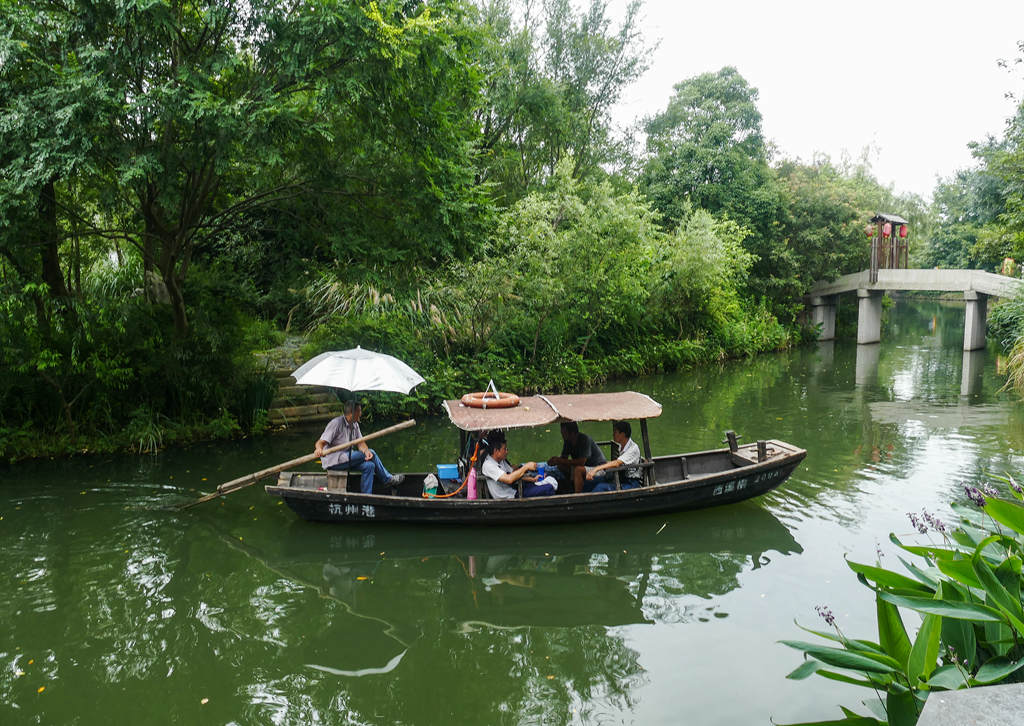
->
[461,391,520,409]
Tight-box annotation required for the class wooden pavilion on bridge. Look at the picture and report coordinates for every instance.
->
[868,212,909,283]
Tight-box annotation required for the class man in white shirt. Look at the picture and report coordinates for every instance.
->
[480,431,557,499]
[314,401,404,494]
[585,420,643,492]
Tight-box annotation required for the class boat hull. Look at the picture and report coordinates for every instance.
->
[265,440,806,525]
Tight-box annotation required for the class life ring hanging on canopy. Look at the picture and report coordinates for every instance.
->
[461,391,520,409]
[461,378,520,408]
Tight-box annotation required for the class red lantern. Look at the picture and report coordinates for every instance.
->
[899,224,908,238]
[882,222,892,237]
[865,225,874,237]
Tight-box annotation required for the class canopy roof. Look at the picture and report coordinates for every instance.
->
[443,391,662,432]
[870,212,909,225]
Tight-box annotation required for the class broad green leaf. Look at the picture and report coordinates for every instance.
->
[878,591,1003,622]
[786,659,821,680]
[935,557,983,589]
[773,717,882,726]
[897,556,939,588]
[972,546,1024,632]
[986,497,1024,536]
[778,641,900,673]
[973,656,1024,684]
[889,533,957,560]
[907,613,941,685]
[886,689,919,726]
[876,595,911,671]
[815,669,882,688]
[848,560,931,592]
[923,663,969,690]
[939,611,977,673]
[984,620,1014,657]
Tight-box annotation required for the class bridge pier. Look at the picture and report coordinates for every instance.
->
[810,296,837,340]
[963,291,988,351]
[856,289,883,345]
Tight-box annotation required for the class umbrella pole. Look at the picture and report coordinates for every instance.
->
[179,419,416,509]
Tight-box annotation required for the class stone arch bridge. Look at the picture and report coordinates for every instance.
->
[807,269,1024,350]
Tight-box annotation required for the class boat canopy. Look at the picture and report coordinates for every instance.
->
[442,391,662,432]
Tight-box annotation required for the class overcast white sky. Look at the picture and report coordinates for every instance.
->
[611,0,1024,199]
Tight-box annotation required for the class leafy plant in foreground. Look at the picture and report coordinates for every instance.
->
[780,476,1024,725]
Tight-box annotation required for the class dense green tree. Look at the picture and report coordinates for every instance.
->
[472,0,650,202]
[925,166,1004,269]
[640,66,793,314]
[2,0,468,335]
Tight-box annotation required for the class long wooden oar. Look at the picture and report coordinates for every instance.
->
[179,418,416,509]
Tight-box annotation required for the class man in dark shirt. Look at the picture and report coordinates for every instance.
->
[547,422,607,493]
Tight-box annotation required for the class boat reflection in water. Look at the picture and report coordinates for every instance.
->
[238,502,799,635]
[221,503,799,722]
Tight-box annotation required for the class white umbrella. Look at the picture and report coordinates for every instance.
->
[291,347,424,394]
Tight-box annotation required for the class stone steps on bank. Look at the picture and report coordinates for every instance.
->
[266,367,343,427]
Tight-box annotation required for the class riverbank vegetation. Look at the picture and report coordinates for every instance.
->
[0,0,1012,460]
[781,479,1024,725]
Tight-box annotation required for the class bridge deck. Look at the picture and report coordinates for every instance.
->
[809,269,1022,298]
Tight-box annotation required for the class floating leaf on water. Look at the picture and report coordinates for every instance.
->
[80,491,86,495]
[356,576,369,581]
[201,478,208,481]
[546,675,555,680]
[201,698,209,705]
[28,659,33,665]
[37,686,45,694]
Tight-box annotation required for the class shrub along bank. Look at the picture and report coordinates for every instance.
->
[0,168,804,461]
[299,168,802,423]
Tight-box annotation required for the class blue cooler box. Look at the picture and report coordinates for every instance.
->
[436,464,459,480]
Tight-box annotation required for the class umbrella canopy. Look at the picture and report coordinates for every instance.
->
[291,347,424,394]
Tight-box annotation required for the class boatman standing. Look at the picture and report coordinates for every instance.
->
[315,401,405,494]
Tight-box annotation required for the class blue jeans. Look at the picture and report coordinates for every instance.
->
[328,449,393,494]
[518,480,557,498]
[589,476,642,493]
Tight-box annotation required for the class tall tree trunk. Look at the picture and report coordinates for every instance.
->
[163,264,189,336]
[38,179,70,300]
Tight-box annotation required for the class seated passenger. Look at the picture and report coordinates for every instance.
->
[482,432,557,499]
[547,421,607,494]
[585,420,644,492]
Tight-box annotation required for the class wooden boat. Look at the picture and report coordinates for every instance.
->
[265,392,806,525]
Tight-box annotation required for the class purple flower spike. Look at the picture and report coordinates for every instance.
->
[983,483,999,498]
[815,605,836,628]
[964,486,987,507]
[920,509,946,534]
[1009,476,1023,495]
[907,512,927,534]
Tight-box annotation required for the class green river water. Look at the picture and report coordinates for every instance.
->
[4,301,1024,725]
